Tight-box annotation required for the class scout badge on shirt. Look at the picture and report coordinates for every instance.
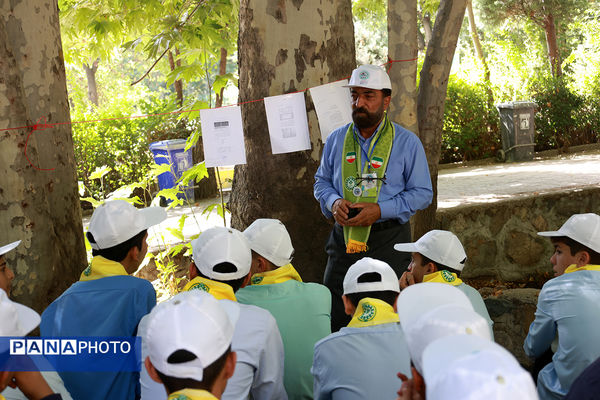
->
[340,113,394,253]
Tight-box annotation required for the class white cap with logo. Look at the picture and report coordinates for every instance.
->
[145,291,238,380]
[0,289,40,336]
[344,64,392,91]
[538,213,600,253]
[343,257,400,295]
[87,200,166,250]
[394,230,467,271]
[0,240,21,257]
[191,227,252,281]
[243,219,294,267]
[422,334,538,400]
[396,283,492,373]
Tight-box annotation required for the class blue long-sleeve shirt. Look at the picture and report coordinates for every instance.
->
[314,121,432,223]
[524,270,600,399]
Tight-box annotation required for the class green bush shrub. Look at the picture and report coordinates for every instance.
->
[441,77,500,163]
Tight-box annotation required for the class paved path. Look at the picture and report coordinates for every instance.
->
[83,148,600,252]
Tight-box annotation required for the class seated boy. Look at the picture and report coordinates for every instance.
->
[394,230,493,337]
[524,213,600,399]
[144,291,238,400]
[236,219,331,400]
[41,200,166,400]
[311,257,411,400]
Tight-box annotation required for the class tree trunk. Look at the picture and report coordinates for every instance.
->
[231,0,355,282]
[423,12,433,46]
[543,13,562,77]
[388,0,418,133]
[83,58,99,106]
[167,50,184,107]
[0,1,87,312]
[215,47,228,108]
[413,0,468,239]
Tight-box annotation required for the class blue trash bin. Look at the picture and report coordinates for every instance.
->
[149,139,195,203]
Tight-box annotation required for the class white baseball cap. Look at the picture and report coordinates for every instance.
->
[0,289,41,336]
[87,200,166,250]
[344,64,392,91]
[538,213,600,254]
[145,291,238,380]
[243,219,294,267]
[343,257,400,295]
[191,227,252,281]
[423,335,538,400]
[394,230,467,271]
[0,240,20,257]
[396,283,491,373]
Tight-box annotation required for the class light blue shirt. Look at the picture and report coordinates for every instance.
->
[456,283,494,339]
[314,121,432,223]
[524,270,600,399]
[40,275,156,400]
[311,322,411,400]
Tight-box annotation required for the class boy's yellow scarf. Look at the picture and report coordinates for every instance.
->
[347,297,399,328]
[183,276,236,301]
[423,270,463,286]
[80,256,128,281]
[564,264,600,274]
[250,264,302,285]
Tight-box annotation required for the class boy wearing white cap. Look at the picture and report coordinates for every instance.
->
[236,218,331,400]
[140,226,286,400]
[40,200,166,400]
[0,275,61,400]
[524,213,600,399]
[144,291,238,400]
[311,257,411,400]
[394,229,494,337]
[314,64,433,332]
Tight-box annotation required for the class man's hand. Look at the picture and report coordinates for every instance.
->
[345,202,381,227]
[396,371,424,400]
[399,271,416,290]
[332,198,352,226]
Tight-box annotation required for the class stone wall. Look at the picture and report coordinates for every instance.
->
[436,186,600,282]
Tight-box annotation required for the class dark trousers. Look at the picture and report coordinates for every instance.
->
[323,221,412,332]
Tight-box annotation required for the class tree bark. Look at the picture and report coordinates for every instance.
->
[387,0,418,133]
[83,58,99,106]
[413,0,468,239]
[543,13,562,77]
[215,47,228,108]
[0,1,87,312]
[167,50,184,107]
[466,0,494,117]
[422,12,433,46]
[231,0,355,282]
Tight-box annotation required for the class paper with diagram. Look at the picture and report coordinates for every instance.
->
[309,79,353,142]
[264,92,311,154]
[200,106,246,167]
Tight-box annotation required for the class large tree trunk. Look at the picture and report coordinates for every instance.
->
[388,0,418,133]
[83,58,99,106]
[231,0,355,282]
[167,50,184,107]
[413,0,468,239]
[543,13,562,77]
[0,1,87,312]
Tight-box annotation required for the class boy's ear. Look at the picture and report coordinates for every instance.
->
[224,351,237,380]
[342,295,356,316]
[189,263,198,279]
[145,357,163,384]
[426,262,437,274]
[576,250,591,267]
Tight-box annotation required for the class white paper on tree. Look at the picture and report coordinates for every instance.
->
[200,106,246,167]
[309,79,353,142]
[263,92,311,154]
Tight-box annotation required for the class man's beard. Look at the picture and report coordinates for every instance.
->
[352,105,384,130]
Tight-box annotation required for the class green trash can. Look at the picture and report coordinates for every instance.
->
[496,101,536,162]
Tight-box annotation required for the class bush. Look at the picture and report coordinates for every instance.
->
[441,77,500,163]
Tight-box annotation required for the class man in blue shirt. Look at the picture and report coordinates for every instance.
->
[524,213,600,399]
[311,257,411,400]
[314,64,432,330]
[41,200,166,400]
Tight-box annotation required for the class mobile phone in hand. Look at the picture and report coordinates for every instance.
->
[347,208,360,219]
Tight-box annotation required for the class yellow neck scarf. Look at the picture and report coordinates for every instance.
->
[423,270,463,286]
[250,264,302,285]
[183,276,237,301]
[564,264,600,274]
[347,297,399,328]
[80,256,128,281]
[168,388,218,400]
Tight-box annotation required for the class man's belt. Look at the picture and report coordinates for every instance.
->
[371,219,402,231]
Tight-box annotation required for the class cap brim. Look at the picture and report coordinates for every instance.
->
[537,230,562,237]
[394,242,420,253]
[0,240,21,257]
[397,283,472,328]
[139,207,167,230]
[14,302,41,336]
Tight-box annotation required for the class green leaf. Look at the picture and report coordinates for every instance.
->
[80,197,103,208]
[166,227,185,241]
[178,162,208,185]
[89,165,112,180]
